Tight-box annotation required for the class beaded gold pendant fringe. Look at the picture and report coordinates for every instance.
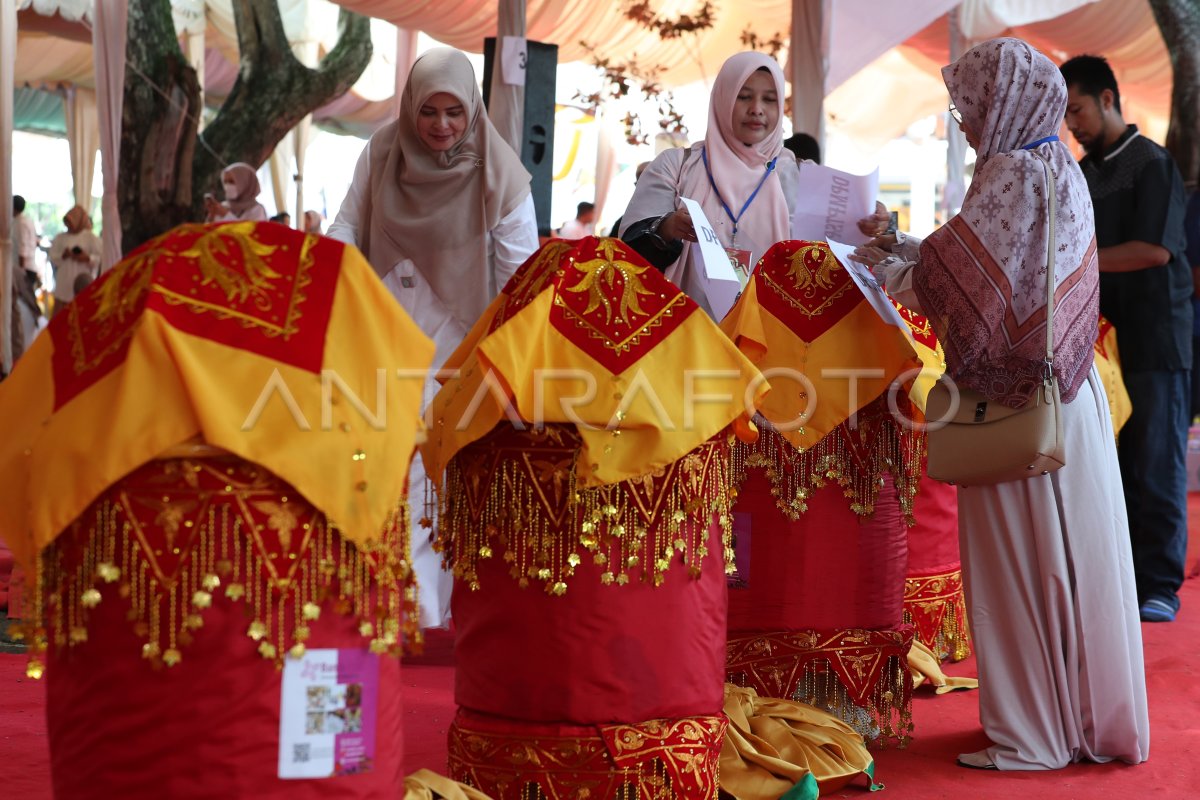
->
[12,457,417,678]
[437,426,737,595]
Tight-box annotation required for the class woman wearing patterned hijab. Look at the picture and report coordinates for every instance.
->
[855,37,1148,771]
[327,47,538,629]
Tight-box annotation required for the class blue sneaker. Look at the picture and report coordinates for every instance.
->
[1140,598,1177,622]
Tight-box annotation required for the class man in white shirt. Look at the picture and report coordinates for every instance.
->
[13,195,38,274]
[11,195,44,358]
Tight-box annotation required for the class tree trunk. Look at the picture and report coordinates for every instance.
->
[1149,0,1200,187]
[121,0,203,253]
[120,0,373,254]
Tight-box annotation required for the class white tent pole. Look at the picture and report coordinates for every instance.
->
[789,0,831,146]
[1,0,17,373]
[488,0,526,154]
[92,0,128,270]
[943,7,970,222]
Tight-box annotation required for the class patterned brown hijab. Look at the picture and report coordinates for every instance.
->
[357,48,531,329]
[915,38,1098,407]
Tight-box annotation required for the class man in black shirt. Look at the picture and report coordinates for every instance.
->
[1061,55,1192,622]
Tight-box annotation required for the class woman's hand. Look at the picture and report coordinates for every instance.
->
[849,246,893,269]
[660,208,698,243]
[849,234,898,269]
[856,200,891,238]
[203,194,227,222]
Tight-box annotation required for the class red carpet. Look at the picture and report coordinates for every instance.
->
[4,505,1200,798]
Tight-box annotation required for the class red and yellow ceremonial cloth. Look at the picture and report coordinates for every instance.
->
[720,241,920,451]
[887,302,972,663]
[892,299,944,412]
[422,236,766,490]
[1094,314,1132,437]
[0,221,434,577]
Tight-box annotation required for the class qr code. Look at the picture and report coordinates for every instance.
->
[293,743,311,764]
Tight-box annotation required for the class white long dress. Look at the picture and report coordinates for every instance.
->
[882,246,1150,770]
[328,142,539,628]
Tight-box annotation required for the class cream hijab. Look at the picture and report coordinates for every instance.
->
[221,163,262,215]
[679,51,791,255]
[359,48,531,329]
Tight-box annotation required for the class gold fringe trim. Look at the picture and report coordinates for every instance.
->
[903,569,972,662]
[732,402,924,523]
[726,629,915,748]
[13,458,417,678]
[437,426,736,595]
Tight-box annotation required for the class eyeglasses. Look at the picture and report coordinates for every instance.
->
[949,102,963,125]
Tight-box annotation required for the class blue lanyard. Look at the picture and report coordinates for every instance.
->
[701,149,777,244]
[1021,135,1059,150]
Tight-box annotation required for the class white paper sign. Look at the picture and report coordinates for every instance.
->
[500,36,528,86]
[827,239,916,347]
[279,648,380,779]
[791,163,880,246]
[679,197,742,320]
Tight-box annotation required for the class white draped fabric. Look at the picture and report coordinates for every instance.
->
[65,86,97,209]
[959,0,1099,39]
[91,0,125,269]
[12,1,1174,157]
[592,104,617,223]
[2,0,16,372]
[826,0,960,92]
[789,0,828,142]
[943,8,968,219]
[292,40,318,227]
[487,0,524,154]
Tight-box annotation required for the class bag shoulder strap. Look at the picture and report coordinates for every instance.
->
[1031,150,1056,366]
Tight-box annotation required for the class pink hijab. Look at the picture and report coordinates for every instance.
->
[678,52,790,255]
[915,38,1098,407]
[221,163,262,215]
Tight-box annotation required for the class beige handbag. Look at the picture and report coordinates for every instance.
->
[925,153,1065,486]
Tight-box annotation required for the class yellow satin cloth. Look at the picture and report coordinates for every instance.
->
[422,237,766,488]
[892,301,945,412]
[1094,315,1132,437]
[908,639,979,694]
[0,223,434,574]
[720,684,878,800]
[403,769,493,800]
[721,242,919,451]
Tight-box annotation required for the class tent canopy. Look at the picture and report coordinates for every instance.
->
[12,0,1171,145]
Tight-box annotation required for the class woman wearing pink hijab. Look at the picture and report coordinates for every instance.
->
[854,38,1149,771]
[620,51,884,319]
[204,162,268,222]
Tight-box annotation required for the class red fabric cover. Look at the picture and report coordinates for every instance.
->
[453,518,728,724]
[46,592,403,799]
[727,472,907,632]
[905,472,961,576]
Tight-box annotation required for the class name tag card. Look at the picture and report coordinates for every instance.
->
[679,197,744,320]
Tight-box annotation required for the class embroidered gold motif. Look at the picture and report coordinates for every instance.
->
[564,239,657,326]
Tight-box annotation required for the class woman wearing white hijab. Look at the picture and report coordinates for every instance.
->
[328,47,538,628]
[205,163,269,222]
[620,51,886,320]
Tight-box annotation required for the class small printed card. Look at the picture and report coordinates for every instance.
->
[278,648,380,779]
